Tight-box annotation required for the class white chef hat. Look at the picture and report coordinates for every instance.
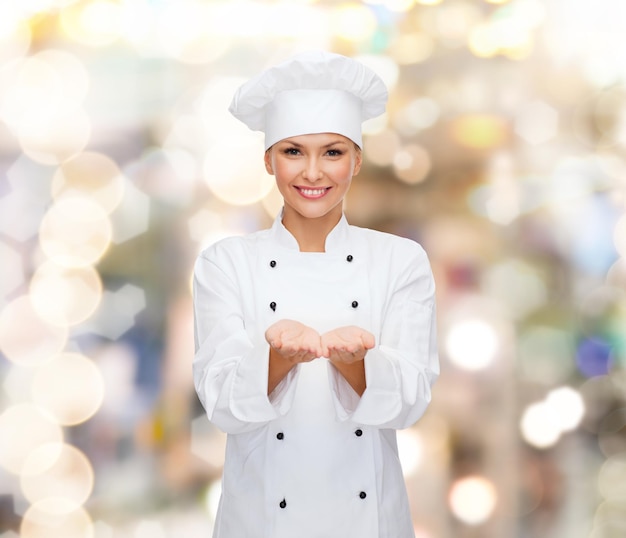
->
[229,50,388,150]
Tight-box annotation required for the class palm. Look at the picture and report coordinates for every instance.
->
[265,320,322,363]
[321,326,375,364]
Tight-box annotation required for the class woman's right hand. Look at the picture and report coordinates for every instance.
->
[265,319,322,365]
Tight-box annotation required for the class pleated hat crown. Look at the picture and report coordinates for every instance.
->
[229,50,388,149]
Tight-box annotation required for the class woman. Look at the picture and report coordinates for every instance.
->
[193,51,439,538]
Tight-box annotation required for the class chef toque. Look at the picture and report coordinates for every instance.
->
[229,50,388,150]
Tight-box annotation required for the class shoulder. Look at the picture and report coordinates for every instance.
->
[350,225,428,262]
[196,228,271,268]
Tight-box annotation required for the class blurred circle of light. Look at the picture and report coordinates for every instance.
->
[448,475,497,525]
[156,1,231,64]
[0,9,31,65]
[262,184,285,220]
[201,2,326,39]
[482,259,547,320]
[606,257,626,288]
[21,443,94,510]
[30,262,102,327]
[394,97,440,136]
[0,57,58,128]
[614,214,626,257]
[445,319,499,371]
[364,129,400,167]
[31,353,105,426]
[597,452,626,502]
[0,296,68,367]
[388,33,434,65]
[468,23,499,58]
[331,4,378,43]
[203,135,274,206]
[39,197,112,268]
[392,144,432,184]
[518,326,574,384]
[126,148,197,206]
[18,102,91,165]
[520,401,561,449]
[32,50,90,104]
[187,209,224,244]
[20,500,93,538]
[52,152,125,214]
[514,100,559,145]
[576,337,613,378]
[355,55,399,93]
[0,403,63,475]
[375,0,415,12]
[451,114,508,149]
[546,386,585,432]
[396,429,424,477]
[163,148,198,184]
[416,0,442,5]
[0,240,25,300]
[362,112,388,136]
[435,2,481,48]
[196,76,250,147]
[61,0,122,47]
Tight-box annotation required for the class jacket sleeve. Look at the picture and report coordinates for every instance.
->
[192,246,298,434]
[330,241,439,429]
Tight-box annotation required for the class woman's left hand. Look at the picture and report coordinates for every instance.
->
[321,326,375,364]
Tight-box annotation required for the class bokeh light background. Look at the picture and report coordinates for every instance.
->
[0,0,625,537]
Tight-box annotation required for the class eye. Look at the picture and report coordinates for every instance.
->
[326,148,344,157]
[282,147,301,156]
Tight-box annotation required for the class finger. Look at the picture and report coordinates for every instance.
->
[362,333,375,349]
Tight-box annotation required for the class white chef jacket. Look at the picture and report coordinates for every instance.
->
[193,212,438,538]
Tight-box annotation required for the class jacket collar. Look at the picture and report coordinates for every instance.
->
[271,208,350,252]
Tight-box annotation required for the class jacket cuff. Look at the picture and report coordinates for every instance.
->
[327,347,404,424]
[230,342,298,422]
[351,346,402,425]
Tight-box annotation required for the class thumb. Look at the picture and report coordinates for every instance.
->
[361,331,375,349]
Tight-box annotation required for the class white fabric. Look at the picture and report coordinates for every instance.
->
[229,50,388,149]
[193,213,439,538]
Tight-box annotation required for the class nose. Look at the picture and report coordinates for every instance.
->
[302,157,323,182]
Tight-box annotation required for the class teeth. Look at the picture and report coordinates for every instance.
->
[301,188,326,196]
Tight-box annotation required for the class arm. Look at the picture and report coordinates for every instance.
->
[320,325,376,396]
[193,247,296,434]
[329,242,439,429]
[265,319,322,394]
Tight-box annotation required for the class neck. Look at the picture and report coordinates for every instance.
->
[281,207,342,252]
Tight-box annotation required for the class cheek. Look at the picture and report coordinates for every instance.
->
[333,161,355,184]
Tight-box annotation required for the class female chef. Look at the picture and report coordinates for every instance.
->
[193,51,439,538]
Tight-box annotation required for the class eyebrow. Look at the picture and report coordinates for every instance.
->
[282,139,348,149]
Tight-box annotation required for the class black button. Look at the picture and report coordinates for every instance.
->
[351,301,358,308]
[276,432,284,440]
[279,499,287,509]
[355,429,363,437]
[359,491,367,499]
[346,255,353,262]
[270,302,276,311]
[270,260,277,268]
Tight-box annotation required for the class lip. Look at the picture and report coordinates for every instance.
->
[295,186,331,199]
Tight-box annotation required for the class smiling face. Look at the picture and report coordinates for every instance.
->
[264,133,362,229]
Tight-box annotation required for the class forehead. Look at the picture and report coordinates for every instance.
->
[276,133,352,147]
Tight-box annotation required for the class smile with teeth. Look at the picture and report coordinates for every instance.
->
[297,187,331,198]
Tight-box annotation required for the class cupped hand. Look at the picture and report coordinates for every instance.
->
[320,325,375,364]
[265,319,323,365]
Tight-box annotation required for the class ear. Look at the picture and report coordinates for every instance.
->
[352,148,363,176]
[264,149,274,175]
